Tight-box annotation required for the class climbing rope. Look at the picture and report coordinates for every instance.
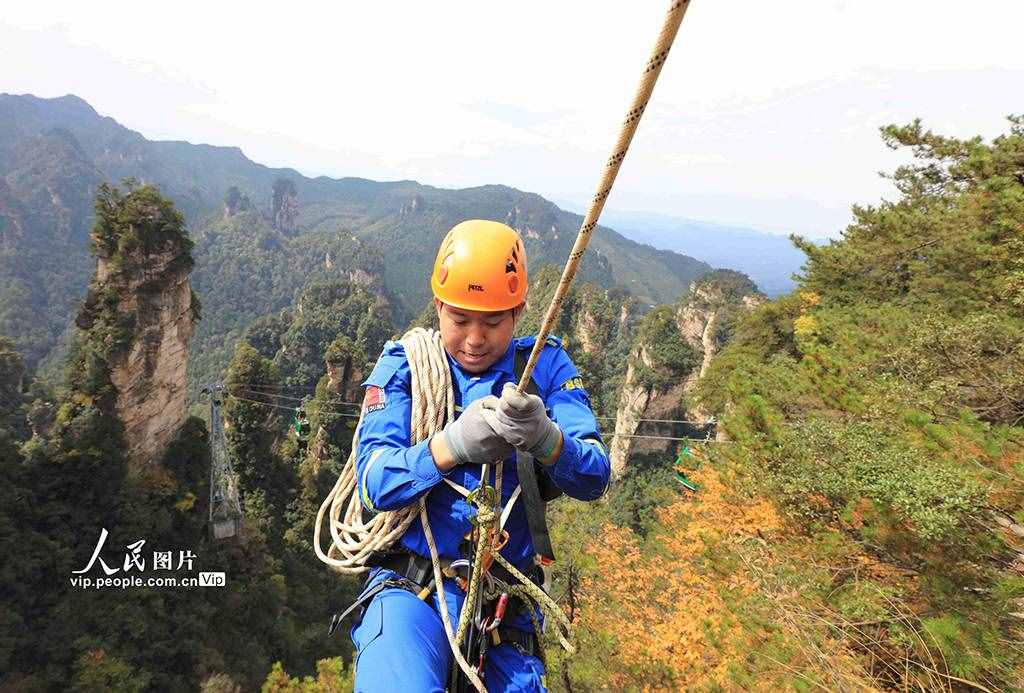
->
[314,2,691,689]
[515,0,691,392]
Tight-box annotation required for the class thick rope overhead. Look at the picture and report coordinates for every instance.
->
[517,0,691,392]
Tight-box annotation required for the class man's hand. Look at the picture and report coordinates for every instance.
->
[490,382,563,463]
[435,396,514,471]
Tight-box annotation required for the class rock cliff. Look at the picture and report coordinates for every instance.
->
[271,177,298,234]
[76,182,198,467]
[609,342,659,479]
[609,270,763,478]
[103,259,194,467]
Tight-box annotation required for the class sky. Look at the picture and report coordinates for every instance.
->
[2,1,1022,238]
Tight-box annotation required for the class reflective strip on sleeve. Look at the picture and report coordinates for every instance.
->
[360,448,385,512]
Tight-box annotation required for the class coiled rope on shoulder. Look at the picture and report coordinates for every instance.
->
[313,328,453,573]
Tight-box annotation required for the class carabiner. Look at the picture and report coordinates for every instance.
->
[486,593,509,632]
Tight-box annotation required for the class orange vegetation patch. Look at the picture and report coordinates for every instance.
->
[996,447,1024,479]
[579,467,780,691]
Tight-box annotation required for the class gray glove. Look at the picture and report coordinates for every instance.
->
[442,396,515,466]
[491,382,562,460]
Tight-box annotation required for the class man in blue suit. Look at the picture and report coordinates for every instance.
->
[345,219,610,692]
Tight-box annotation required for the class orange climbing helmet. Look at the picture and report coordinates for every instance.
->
[430,220,528,312]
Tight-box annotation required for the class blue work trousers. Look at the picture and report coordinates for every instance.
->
[351,568,547,692]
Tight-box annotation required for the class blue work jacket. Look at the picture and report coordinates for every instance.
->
[354,335,611,572]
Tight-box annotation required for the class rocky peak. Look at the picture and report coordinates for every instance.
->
[347,267,378,289]
[676,270,765,365]
[573,309,602,355]
[271,177,298,234]
[505,192,560,242]
[223,186,253,218]
[609,342,658,479]
[399,193,424,218]
[608,270,763,478]
[77,182,198,467]
[569,284,627,356]
[343,237,387,297]
[324,336,368,402]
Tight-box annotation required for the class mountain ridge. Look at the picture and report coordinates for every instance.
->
[0,92,723,381]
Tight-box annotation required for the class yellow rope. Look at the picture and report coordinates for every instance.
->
[492,551,574,655]
[516,0,692,391]
[421,498,486,692]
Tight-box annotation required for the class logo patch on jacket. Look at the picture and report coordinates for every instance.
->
[362,386,386,414]
[560,376,585,391]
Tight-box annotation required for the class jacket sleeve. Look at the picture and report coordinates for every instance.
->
[542,348,611,501]
[354,343,445,513]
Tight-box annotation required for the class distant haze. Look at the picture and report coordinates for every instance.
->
[2,2,1022,237]
[595,209,809,297]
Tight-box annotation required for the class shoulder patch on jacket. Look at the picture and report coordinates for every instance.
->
[559,375,585,391]
[362,360,400,389]
[362,386,387,414]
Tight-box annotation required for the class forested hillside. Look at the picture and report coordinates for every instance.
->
[0,184,376,691]
[535,118,1024,691]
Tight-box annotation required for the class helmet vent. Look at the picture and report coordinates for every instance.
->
[438,255,452,285]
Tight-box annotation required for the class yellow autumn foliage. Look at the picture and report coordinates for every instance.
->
[799,291,821,309]
[792,313,818,338]
[578,467,779,691]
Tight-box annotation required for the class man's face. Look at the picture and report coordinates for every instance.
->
[435,300,520,373]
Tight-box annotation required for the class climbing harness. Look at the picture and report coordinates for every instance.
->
[314,2,691,689]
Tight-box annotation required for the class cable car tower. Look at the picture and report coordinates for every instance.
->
[203,384,244,540]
